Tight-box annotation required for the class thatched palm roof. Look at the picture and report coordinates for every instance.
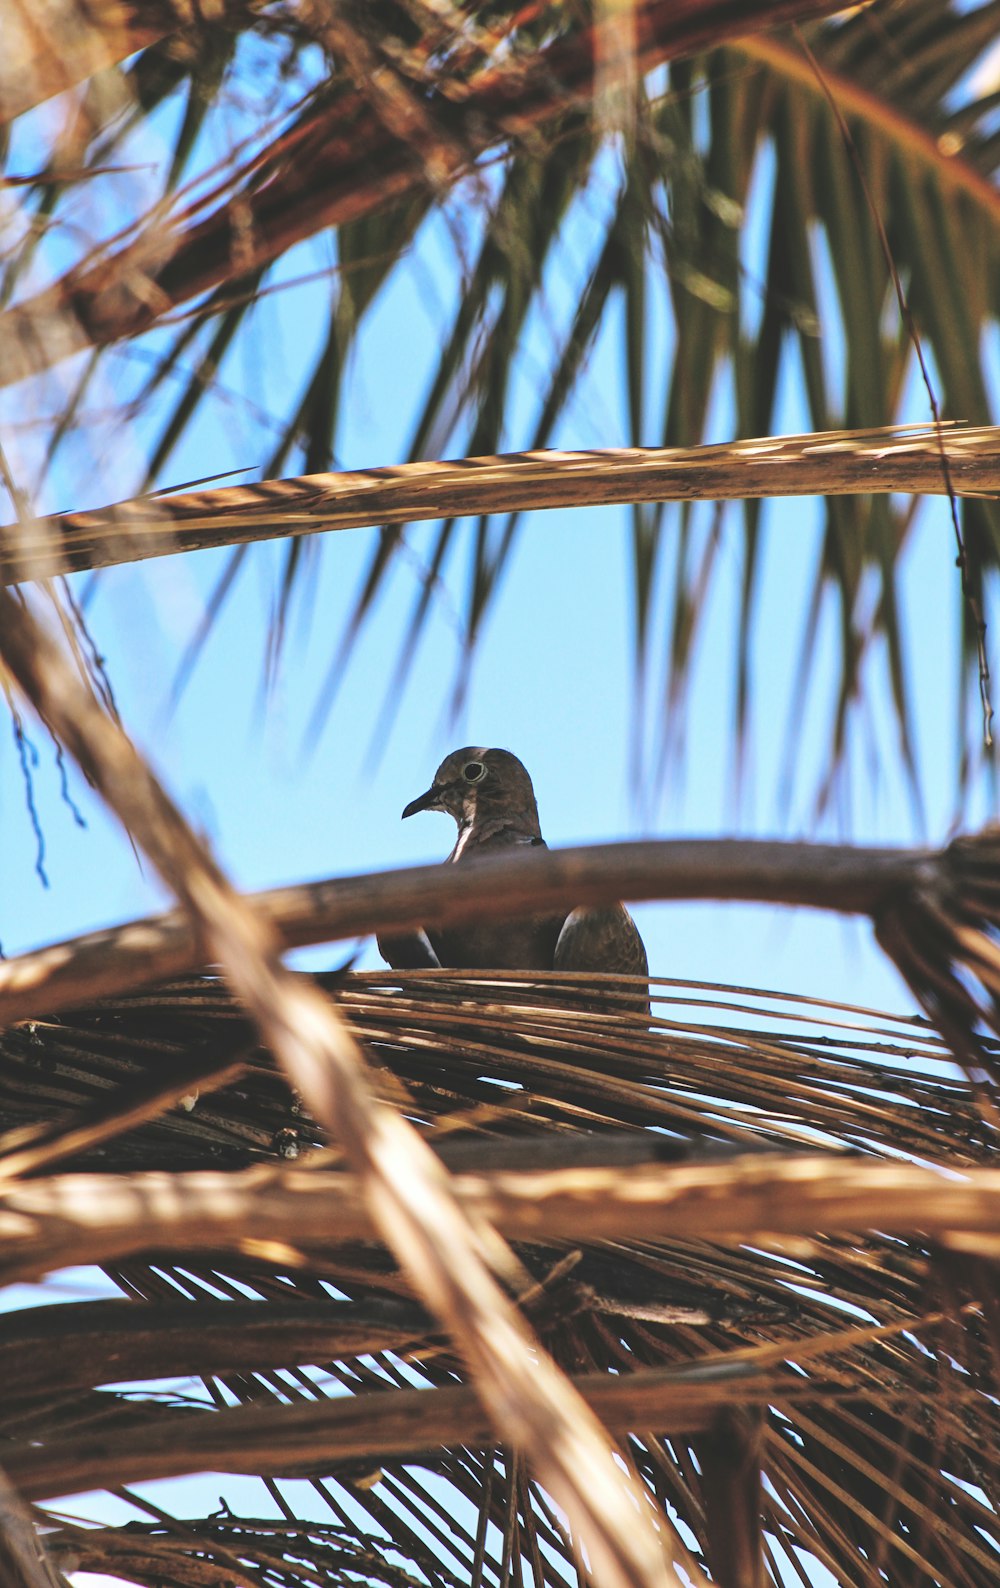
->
[2,967,998,1587]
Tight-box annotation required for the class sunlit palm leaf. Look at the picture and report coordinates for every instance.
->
[6,423,996,585]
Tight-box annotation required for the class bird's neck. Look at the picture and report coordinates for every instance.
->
[450,815,542,860]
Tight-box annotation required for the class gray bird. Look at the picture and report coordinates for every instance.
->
[378,748,649,1017]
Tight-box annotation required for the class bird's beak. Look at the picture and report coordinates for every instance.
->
[401,785,440,820]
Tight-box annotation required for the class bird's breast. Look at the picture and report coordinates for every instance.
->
[436,823,557,969]
[429,912,563,972]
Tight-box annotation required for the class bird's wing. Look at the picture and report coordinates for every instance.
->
[553,904,649,1016]
[376,929,442,970]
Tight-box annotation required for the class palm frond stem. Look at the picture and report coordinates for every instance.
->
[0,827,965,1032]
[6,424,997,583]
[4,1153,1000,1287]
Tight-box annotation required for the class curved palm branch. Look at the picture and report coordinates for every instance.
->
[1,423,994,585]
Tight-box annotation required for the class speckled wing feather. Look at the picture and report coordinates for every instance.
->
[553,904,650,1018]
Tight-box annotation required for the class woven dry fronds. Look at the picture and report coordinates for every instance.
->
[0,964,981,1170]
[3,423,997,584]
[1,972,999,1587]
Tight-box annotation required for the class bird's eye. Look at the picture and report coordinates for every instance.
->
[462,760,487,783]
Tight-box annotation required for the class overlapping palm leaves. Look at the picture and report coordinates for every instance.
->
[2,968,998,1588]
[3,0,1000,801]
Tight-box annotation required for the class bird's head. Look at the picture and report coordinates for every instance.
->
[401,747,540,831]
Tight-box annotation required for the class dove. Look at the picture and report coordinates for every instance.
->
[378,748,649,1016]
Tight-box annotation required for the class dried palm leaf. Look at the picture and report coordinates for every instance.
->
[1,969,998,1587]
[2,423,994,586]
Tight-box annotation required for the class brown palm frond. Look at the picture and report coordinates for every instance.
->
[3,422,995,585]
[0,1467,62,1588]
[0,0,853,390]
[44,1511,439,1588]
[1,0,262,126]
[875,826,1000,1083]
[1,972,999,1586]
[11,827,1000,1098]
[16,1130,1000,1288]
